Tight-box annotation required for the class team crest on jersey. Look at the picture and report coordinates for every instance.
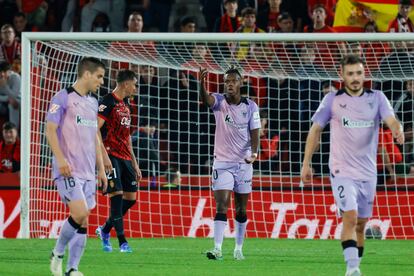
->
[49,103,60,114]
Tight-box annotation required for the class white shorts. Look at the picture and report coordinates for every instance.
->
[330,174,376,218]
[211,161,253,194]
[55,176,96,210]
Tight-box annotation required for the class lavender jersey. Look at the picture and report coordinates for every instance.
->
[312,89,394,180]
[211,93,261,162]
[46,87,99,181]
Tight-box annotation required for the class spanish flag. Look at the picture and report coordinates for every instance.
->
[333,0,414,32]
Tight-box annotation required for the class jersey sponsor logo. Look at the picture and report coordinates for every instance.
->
[120,117,131,127]
[342,116,374,128]
[98,104,107,112]
[49,103,60,114]
[224,114,247,130]
[76,115,97,128]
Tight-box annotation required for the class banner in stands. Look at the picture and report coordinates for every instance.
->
[1,189,413,239]
[333,0,414,32]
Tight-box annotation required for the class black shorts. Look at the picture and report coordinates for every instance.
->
[106,155,138,193]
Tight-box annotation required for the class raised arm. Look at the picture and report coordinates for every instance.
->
[301,123,324,183]
[199,68,215,107]
[384,116,405,145]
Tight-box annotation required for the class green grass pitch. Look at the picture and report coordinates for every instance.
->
[0,238,413,275]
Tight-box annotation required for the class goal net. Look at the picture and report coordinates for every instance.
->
[21,33,414,239]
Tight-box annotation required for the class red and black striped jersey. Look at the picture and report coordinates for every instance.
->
[98,92,132,160]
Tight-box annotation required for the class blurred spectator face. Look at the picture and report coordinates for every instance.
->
[128,13,143,32]
[349,43,363,57]
[243,14,256,28]
[130,64,139,74]
[341,63,365,93]
[139,66,155,84]
[364,23,377,32]
[3,127,17,145]
[192,44,208,60]
[406,80,414,95]
[301,46,316,64]
[312,6,326,25]
[399,5,412,18]
[268,0,282,9]
[181,22,196,33]
[259,117,268,136]
[224,1,238,15]
[278,17,294,32]
[13,15,27,33]
[1,26,16,45]
[322,84,337,95]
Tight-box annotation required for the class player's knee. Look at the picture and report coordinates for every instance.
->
[356,220,367,234]
[235,212,247,223]
[216,203,228,214]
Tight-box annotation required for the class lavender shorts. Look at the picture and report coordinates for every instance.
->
[211,161,253,194]
[54,176,96,210]
[330,175,376,218]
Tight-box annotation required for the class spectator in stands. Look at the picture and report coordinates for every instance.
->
[162,167,181,188]
[0,1,18,27]
[387,0,414,32]
[91,12,111,32]
[13,12,38,41]
[0,121,20,173]
[275,12,295,33]
[128,11,144,32]
[304,4,335,32]
[321,80,337,95]
[16,0,48,28]
[232,7,265,60]
[257,0,283,32]
[254,110,279,173]
[200,0,223,32]
[393,79,414,164]
[364,21,378,32]
[180,16,197,33]
[378,41,414,80]
[214,0,241,32]
[144,0,173,32]
[0,24,21,72]
[307,0,336,27]
[133,119,159,178]
[0,62,20,128]
[81,0,126,32]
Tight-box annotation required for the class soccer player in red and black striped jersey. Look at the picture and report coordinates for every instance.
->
[96,69,142,253]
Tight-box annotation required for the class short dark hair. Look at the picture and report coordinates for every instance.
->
[0,62,11,72]
[14,12,26,19]
[340,54,365,68]
[278,12,293,22]
[2,121,17,131]
[224,0,238,4]
[117,69,137,84]
[225,65,242,79]
[77,57,105,77]
[312,4,326,12]
[129,11,143,18]
[400,0,412,5]
[180,16,197,27]
[241,7,256,17]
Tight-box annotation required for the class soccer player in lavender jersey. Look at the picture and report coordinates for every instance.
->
[95,69,142,253]
[46,57,108,276]
[199,66,261,261]
[301,55,404,276]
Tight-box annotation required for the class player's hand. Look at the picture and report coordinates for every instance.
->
[394,126,405,145]
[103,154,113,174]
[97,169,108,194]
[245,153,258,164]
[57,157,72,177]
[133,161,142,181]
[301,164,313,184]
[199,68,208,86]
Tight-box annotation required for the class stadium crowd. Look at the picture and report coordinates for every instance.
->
[0,0,413,184]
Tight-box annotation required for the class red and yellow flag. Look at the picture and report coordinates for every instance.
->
[334,0,414,32]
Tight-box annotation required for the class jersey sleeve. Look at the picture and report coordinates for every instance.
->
[378,91,395,121]
[249,101,261,130]
[210,93,222,111]
[98,95,114,121]
[46,90,68,125]
[311,92,335,128]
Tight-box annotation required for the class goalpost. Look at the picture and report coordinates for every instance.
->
[21,32,414,239]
